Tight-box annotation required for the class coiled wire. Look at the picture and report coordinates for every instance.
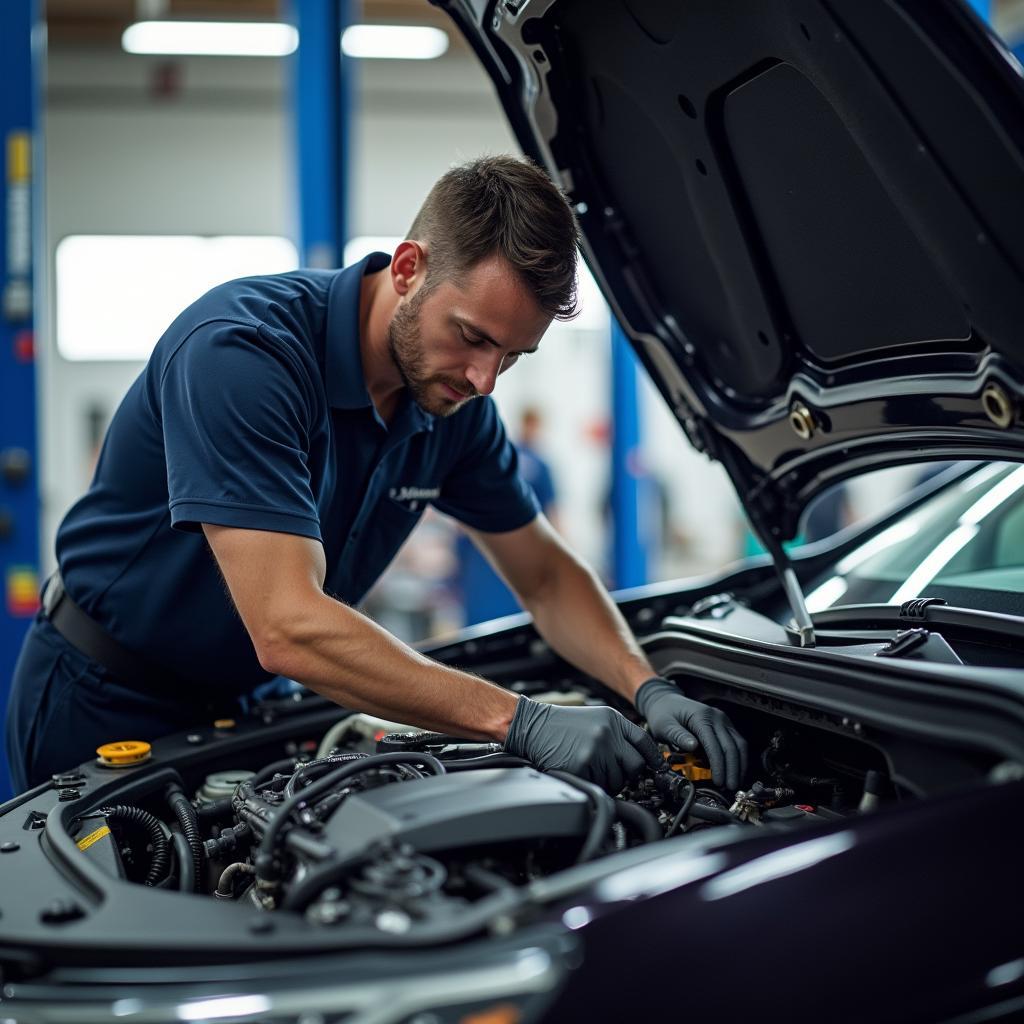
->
[102,804,170,887]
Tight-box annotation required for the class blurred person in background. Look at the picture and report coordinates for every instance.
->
[453,405,560,626]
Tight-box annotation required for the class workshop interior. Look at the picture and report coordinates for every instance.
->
[2,2,1024,1023]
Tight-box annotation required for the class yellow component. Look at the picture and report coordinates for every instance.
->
[6,566,40,615]
[663,750,714,781]
[459,1005,522,1024]
[7,132,31,184]
[76,824,111,852]
[213,718,236,730]
[96,740,152,766]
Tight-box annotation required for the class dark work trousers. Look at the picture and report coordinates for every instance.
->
[5,614,219,794]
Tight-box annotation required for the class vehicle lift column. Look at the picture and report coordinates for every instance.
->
[0,2,42,801]
[288,0,355,267]
[610,320,649,590]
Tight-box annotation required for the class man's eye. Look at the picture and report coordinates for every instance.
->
[460,330,484,347]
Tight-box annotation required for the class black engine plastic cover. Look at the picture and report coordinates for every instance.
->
[323,768,590,858]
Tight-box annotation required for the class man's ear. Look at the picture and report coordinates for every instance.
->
[390,240,427,297]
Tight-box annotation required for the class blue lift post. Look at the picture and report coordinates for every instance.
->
[0,2,42,800]
[288,0,354,267]
[610,319,648,590]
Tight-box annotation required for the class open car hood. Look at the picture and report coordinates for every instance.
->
[437,0,1024,548]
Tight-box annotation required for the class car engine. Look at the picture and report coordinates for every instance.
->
[67,679,889,933]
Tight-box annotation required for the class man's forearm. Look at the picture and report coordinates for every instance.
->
[259,595,519,742]
[522,551,655,705]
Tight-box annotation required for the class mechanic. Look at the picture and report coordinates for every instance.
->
[5,156,746,795]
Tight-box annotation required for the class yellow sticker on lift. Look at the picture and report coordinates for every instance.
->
[76,824,111,852]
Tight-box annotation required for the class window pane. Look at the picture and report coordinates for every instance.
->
[56,234,299,361]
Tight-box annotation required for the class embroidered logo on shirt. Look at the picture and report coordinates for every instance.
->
[389,485,440,512]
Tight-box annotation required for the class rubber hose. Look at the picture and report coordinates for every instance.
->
[215,861,255,899]
[195,797,233,823]
[688,802,740,825]
[613,799,662,844]
[252,757,300,788]
[442,754,531,771]
[284,752,368,798]
[666,778,697,837]
[256,751,446,885]
[548,771,615,864]
[171,830,195,893]
[103,805,170,887]
[166,785,203,892]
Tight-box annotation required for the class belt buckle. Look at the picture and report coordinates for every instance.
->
[41,573,65,618]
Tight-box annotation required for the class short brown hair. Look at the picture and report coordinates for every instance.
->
[407,155,580,320]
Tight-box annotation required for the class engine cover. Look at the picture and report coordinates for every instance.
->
[323,768,590,858]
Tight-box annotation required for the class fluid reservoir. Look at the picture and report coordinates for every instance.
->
[197,769,255,804]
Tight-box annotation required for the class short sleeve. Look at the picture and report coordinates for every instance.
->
[160,321,323,540]
[432,398,540,532]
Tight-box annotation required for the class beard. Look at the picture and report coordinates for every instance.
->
[387,292,476,417]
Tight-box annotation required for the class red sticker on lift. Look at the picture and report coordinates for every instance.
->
[13,330,34,364]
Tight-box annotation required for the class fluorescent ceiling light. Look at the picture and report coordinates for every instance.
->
[342,25,449,60]
[122,21,298,57]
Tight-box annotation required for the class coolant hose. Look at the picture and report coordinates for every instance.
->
[171,831,195,893]
[195,797,233,823]
[166,783,203,892]
[284,752,368,798]
[215,861,255,899]
[103,805,170,887]
[613,799,662,844]
[666,778,697,837]
[688,802,741,825]
[442,754,531,771]
[548,771,616,863]
[252,757,300,788]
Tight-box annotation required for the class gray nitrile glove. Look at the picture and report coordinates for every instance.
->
[635,677,748,791]
[504,696,662,794]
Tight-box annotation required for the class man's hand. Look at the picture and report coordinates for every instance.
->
[504,697,663,794]
[635,677,747,791]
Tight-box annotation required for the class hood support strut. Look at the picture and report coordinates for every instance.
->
[752,529,815,647]
[780,561,816,648]
[714,436,816,647]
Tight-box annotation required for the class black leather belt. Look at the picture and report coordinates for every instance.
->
[41,572,186,699]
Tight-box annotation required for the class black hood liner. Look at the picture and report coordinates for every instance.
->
[441,0,1024,540]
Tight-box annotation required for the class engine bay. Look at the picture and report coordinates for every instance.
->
[57,675,931,930]
[1,604,1021,989]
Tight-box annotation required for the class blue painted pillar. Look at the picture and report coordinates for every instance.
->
[0,0,42,800]
[610,319,648,589]
[288,0,354,267]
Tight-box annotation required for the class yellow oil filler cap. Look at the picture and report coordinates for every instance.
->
[663,750,714,782]
[96,740,152,768]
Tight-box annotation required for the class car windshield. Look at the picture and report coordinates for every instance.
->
[803,462,1024,617]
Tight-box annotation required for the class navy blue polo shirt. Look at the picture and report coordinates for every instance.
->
[56,252,539,699]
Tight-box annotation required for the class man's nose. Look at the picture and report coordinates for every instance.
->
[465,350,503,396]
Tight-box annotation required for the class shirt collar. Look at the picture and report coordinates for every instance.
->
[325,250,392,411]
[324,250,436,434]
